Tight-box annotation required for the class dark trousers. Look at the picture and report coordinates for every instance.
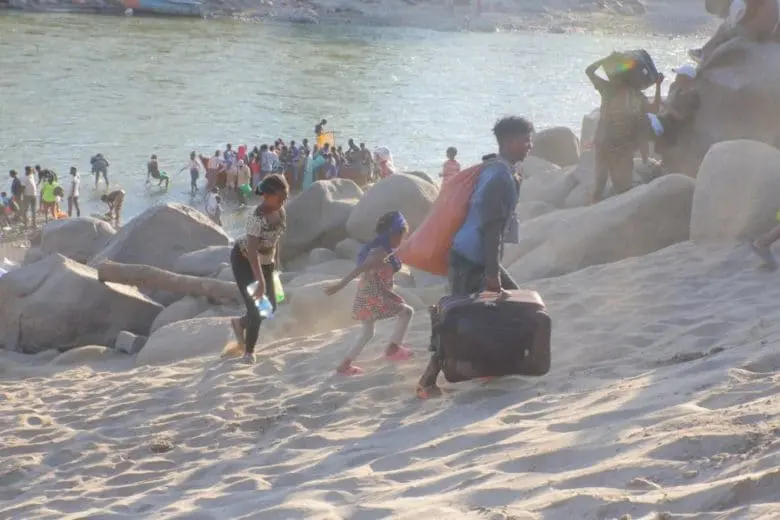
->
[230,243,277,354]
[419,250,519,387]
[190,170,199,193]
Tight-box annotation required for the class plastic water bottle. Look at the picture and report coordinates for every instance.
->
[246,282,274,319]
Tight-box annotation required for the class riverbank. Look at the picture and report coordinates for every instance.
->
[2,0,715,35]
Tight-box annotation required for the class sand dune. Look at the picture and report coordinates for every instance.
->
[1,241,779,519]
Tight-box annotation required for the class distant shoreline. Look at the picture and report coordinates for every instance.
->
[2,0,716,37]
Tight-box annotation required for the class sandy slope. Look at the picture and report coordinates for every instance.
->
[1,240,779,519]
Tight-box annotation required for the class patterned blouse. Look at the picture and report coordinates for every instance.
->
[237,207,287,265]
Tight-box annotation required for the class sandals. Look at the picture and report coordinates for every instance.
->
[385,345,414,362]
[337,364,364,376]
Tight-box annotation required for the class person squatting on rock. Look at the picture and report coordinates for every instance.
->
[101,189,125,226]
[229,174,289,365]
[416,116,534,398]
[586,54,663,204]
[324,211,415,376]
[691,0,780,65]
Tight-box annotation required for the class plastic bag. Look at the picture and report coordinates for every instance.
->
[273,271,285,304]
[396,162,484,275]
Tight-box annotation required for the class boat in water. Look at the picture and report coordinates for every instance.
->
[121,0,202,17]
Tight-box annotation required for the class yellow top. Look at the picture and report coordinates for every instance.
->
[42,182,58,203]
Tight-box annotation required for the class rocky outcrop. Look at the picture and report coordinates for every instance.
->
[508,174,696,282]
[172,246,230,277]
[664,41,780,176]
[346,173,438,243]
[29,217,116,264]
[136,317,231,365]
[281,179,363,261]
[690,140,780,243]
[150,296,211,334]
[89,203,230,271]
[529,126,580,167]
[0,254,162,353]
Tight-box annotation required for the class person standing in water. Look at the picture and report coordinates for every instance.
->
[68,166,81,217]
[179,151,204,197]
[324,211,415,376]
[91,153,109,190]
[22,166,38,229]
[146,154,169,190]
[229,174,289,365]
[417,116,534,398]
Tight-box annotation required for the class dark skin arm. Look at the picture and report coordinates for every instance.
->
[649,73,665,114]
[585,57,612,93]
[324,249,385,295]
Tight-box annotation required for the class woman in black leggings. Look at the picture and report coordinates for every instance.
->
[230,174,289,364]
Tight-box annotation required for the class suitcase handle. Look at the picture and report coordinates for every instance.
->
[471,290,512,304]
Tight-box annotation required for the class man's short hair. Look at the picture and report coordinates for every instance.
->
[493,116,534,143]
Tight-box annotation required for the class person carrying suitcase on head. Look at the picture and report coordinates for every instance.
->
[416,116,534,398]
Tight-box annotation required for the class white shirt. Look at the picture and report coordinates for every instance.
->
[70,173,81,198]
[208,156,223,170]
[23,174,37,197]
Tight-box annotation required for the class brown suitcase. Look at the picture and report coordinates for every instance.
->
[429,290,551,383]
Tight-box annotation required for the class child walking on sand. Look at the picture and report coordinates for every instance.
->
[324,211,415,375]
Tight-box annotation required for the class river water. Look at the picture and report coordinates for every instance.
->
[0,12,698,228]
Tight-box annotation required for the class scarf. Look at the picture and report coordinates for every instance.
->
[356,211,407,272]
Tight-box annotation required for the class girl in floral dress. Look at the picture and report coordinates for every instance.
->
[324,211,414,375]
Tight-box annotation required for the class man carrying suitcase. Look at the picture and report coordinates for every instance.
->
[417,116,534,397]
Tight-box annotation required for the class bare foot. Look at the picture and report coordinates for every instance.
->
[231,317,245,346]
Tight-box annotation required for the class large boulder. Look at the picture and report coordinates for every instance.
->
[150,296,211,334]
[529,126,580,167]
[690,140,780,243]
[664,41,780,176]
[519,156,561,179]
[136,317,231,365]
[0,254,162,353]
[346,174,438,243]
[334,238,363,261]
[516,201,558,222]
[580,108,600,150]
[172,246,230,277]
[89,203,230,271]
[49,346,121,366]
[518,166,578,208]
[508,174,695,282]
[281,179,363,261]
[305,259,355,279]
[33,217,116,264]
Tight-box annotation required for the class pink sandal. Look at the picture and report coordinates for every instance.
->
[385,345,414,362]
[337,364,364,376]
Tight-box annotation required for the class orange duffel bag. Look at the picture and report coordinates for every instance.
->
[396,161,487,275]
